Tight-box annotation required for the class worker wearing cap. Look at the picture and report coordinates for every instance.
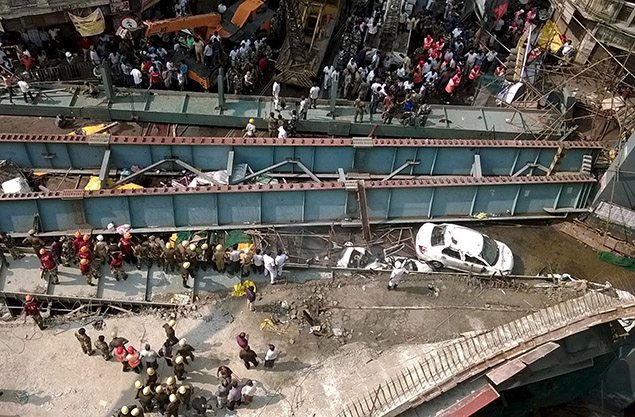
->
[176,384,193,410]
[176,240,189,263]
[159,339,175,367]
[199,243,212,270]
[23,229,45,253]
[39,248,60,284]
[94,234,109,266]
[155,385,170,414]
[126,345,143,374]
[145,366,158,389]
[133,380,143,398]
[177,338,195,364]
[113,345,130,372]
[130,406,144,417]
[94,334,112,361]
[138,386,154,412]
[180,261,194,289]
[185,243,199,268]
[174,355,186,380]
[387,261,408,290]
[165,376,177,395]
[22,295,46,330]
[243,118,256,137]
[72,231,83,253]
[80,258,96,286]
[78,245,92,262]
[110,252,127,281]
[119,233,136,264]
[213,244,226,272]
[166,393,181,417]
[163,319,179,346]
[0,232,23,261]
[74,327,94,356]
[117,405,131,417]
[162,242,177,273]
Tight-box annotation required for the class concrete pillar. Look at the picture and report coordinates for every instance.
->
[329,74,338,119]
[575,31,597,64]
[100,63,114,100]
[217,67,225,112]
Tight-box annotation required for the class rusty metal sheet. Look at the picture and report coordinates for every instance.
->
[486,358,527,385]
[518,341,560,365]
[436,381,500,417]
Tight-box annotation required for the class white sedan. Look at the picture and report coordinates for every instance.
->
[415,223,514,275]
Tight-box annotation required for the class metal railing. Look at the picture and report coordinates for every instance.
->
[28,62,95,83]
[336,289,635,417]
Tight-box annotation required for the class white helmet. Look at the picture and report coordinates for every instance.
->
[165,242,171,249]
[120,406,129,414]
[178,386,187,394]
[169,394,177,403]
[96,234,104,241]
[181,240,189,247]
[175,355,184,364]
[65,51,72,58]
[156,385,164,393]
[131,408,140,417]
[167,319,176,327]
[215,244,223,251]
[134,380,142,389]
[178,338,186,346]
[201,243,209,250]
[142,386,151,395]
[166,376,175,385]
[394,261,402,269]
[182,262,191,269]
[188,243,196,251]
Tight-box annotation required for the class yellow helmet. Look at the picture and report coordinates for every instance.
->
[120,406,129,414]
[178,386,187,394]
[167,319,176,327]
[201,243,209,250]
[188,244,196,251]
[215,244,223,251]
[175,355,184,364]
[182,262,191,269]
[249,118,255,123]
[169,394,177,403]
[142,386,151,395]
[166,376,175,385]
[131,408,140,417]
[147,367,155,376]
[134,380,143,389]
[156,385,164,393]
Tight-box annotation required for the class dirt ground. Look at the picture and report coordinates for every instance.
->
[0,273,585,417]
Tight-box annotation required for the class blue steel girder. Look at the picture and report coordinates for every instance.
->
[0,175,596,233]
[0,134,603,176]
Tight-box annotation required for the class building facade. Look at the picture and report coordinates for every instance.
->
[553,0,635,65]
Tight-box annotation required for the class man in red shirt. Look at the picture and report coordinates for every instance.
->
[119,233,136,264]
[39,248,59,284]
[110,252,127,281]
[22,294,46,330]
[80,258,96,286]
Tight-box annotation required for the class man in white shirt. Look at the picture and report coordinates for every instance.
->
[241,380,257,404]
[264,344,279,368]
[298,97,308,120]
[263,250,277,284]
[272,81,280,100]
[322,65,332,91]
[252,248,264,274]
[89,47,101,65]
[275,249,288,278]
[17,80,35,103]
[140,343,159,369]
[131,68,143,88]
[204,43,214,68]
[308,85,320,108]
[387,261,408,290]
[277,125,287,139]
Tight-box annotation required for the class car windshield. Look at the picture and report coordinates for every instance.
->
[431,225,446,246]
[480,236,500,266]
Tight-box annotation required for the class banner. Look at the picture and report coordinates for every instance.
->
[68,8,106,37]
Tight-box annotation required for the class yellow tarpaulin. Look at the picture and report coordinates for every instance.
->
[68,8,106,37]
[84,176,103,191]
[537,20,564,54]
[68,123,109,136]
[232,279,257,297]
[117,183,144,190]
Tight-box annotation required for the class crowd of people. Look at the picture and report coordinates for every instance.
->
[19,297,281,416]
[0,228,290,293]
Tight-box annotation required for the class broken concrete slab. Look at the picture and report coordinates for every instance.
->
[1,255,47,294]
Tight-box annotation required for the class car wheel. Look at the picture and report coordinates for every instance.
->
[429,261,444,270]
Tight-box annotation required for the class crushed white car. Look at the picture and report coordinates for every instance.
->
[415,223,514,275]
[337,247,432,272]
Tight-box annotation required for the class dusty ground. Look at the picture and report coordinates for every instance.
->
[0,273,584,417]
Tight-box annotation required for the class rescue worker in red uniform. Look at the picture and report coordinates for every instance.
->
[113,345,130,372]
[126,345,143,374]
[80,258,95,286]
[72,231,83,254]
[39,248,59,285]
[110,252,128,281]
[22,294,46,330]
[119,233,136,264]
